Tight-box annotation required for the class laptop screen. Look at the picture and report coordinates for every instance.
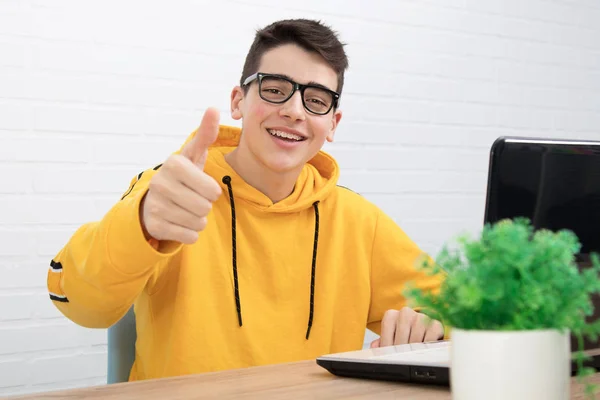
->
[484,138,600,260]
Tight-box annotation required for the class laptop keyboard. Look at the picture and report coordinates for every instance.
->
[376,347,450,363]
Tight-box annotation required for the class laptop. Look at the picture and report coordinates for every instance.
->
[316,136,600,385]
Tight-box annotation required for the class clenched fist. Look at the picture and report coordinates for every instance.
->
[140,107,222,244]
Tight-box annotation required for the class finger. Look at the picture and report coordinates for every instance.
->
[370,339,380,349]
[145,218,199,244]
[180,107,221,167]
[394,308,417,345]
[150,191,210,232]
[180,170,222,203]
[424,320,445,342]
[151,178,214,219]
[162,155,222,202]
[380,310,399,347]
[408,314,427,343]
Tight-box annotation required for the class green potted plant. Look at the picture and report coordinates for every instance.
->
[405,218,600,400]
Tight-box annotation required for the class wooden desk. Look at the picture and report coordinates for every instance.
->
[7,360,600,399]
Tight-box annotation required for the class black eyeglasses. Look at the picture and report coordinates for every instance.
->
[242,72,340,115]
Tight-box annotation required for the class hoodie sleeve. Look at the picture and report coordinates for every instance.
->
[47,167,183,328]
[366,210,444,335]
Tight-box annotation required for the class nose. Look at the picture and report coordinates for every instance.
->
[279,90,306,122]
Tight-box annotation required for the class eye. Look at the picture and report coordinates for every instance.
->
[307,98,327,107]
[261,86,290,99]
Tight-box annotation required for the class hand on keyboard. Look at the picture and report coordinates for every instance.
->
[370,307,444,348]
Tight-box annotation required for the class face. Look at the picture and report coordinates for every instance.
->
[230,44,342,174]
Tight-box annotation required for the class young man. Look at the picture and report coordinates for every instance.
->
[47,19,445,381]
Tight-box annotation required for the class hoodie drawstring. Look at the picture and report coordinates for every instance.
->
[221,176,320,339]
[306,201,320,339]
[222,176,242,327]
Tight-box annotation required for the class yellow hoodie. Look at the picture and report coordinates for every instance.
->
[48,125,443,381]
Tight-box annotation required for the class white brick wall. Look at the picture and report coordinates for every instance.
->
[1,0,599,395]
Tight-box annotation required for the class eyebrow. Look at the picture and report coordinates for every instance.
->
[271,73,336,93]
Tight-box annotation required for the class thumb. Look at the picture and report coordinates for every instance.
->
[181,107,221,167]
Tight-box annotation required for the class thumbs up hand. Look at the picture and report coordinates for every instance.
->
[140,108,223,244]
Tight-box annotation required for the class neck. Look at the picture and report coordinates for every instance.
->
[224,148,301,203]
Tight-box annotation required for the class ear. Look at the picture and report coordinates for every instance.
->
[230,86,244,120]
[326,109,342,143]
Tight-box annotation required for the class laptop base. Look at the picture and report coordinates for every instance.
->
[316,358,450,385]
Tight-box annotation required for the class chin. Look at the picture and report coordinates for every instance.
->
[261,156,304,174]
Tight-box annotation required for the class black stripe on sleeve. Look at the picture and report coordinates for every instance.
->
[49,294,69,303]
[121,164,164,200]
[50,260,63,271]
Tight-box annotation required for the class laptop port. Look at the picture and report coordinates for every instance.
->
[426,370,437,379]
[414,369,426,378]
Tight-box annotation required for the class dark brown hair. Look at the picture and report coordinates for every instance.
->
[240,19,349,97]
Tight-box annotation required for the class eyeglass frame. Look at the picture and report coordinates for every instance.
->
[242,72,340,115]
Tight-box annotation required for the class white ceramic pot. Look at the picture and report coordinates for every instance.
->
[451,328,571,400]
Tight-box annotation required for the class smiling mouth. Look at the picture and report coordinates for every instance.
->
[267,129,306,142]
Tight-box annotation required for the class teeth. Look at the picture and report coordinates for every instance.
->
[268,129,303,141]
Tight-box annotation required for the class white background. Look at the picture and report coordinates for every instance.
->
[1,0,599,395]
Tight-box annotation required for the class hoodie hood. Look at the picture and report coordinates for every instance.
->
[203,125,339,213]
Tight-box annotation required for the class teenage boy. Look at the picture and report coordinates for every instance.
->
[48,19,444,381]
